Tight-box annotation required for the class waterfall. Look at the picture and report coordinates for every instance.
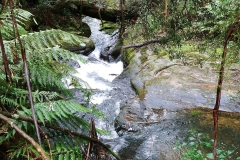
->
[72,16,125,139]
[73,17,123,91]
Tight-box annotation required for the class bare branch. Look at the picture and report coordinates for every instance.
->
[0,113,50,160]
[1,111,120,160]
[122,37,169,49]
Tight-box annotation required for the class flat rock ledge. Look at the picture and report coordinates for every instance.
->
[115,47,240,132]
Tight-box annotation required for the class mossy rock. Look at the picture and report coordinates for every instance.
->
[139,53,148,64]
[190,109,202,116]
[62,22,91,37]
[121,48,135,66]
[130,77,147,100]
[110,40,124,60]
[100,21,119,34]
[137,88,147,100]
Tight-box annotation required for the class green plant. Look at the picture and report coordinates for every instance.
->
[174,130,239,160]
[0,8,34,40]
[0,6,118,160]
[190,110,202,116]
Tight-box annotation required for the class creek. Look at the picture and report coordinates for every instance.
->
[72,16,240,159]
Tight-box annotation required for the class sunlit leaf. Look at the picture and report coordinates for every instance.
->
[206,153,214,159]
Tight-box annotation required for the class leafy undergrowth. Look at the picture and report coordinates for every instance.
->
[0,7,113,160]
[175,129,240,160]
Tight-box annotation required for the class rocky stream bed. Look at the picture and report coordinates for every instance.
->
[72,16,240,159]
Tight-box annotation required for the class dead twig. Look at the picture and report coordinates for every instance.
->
[0,113,50,160]
[122,37,169,49]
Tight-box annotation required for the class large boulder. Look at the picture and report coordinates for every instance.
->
[67,35,95,56]
[117,43,240,132]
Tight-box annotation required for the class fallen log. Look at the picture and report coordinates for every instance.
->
[55,0,138,22]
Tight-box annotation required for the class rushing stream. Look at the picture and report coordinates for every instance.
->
[71,17,240,159]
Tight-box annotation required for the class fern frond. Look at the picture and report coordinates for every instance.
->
[50,132,85,160]
[59,115,90,131]
[0,19,28,40]
[29,47,86,64]
[0,9,35,29]
[0,125,12,144]
[1,29,88,65]
[29,62,72,91]
[8,141,40,160]
[17,100,91,125]
[0,8,35,40]
[13,9,36,30]
[0,7,102,160]
[56,100,91,114]
[0,118,34,147]
[12,88,61,105]
[52,149,84,160]
[0,72,6,80]
[0,95,20,107]
[20,29,89,51]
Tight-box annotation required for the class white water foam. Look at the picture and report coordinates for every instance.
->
[74,59,123,90]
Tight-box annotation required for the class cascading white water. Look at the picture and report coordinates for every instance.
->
[72,16,124,138]
[74,17,123,91]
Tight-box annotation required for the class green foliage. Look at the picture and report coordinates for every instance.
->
[0,7,103,160]
[49,131,86,160]
[0,9,36,40]
[174,130,239,160]
[195,0,239,37]
[190,110,202,116]
[123,0,240,78]
[2,29,88,62]
[126,0,240,52]
[8,141,40,160]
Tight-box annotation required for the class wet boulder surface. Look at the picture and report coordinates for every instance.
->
[113,48,240,159]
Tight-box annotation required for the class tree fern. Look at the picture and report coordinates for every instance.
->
[0,8,35,40]
[1,30,89,64]
[0,5,117,160]
[0,95,20,107]
[8,141,40,160]
[18,29,93,52]
[50,132,86,160]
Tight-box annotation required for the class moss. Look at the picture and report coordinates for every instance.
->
[190,110,202,116]
[145,78,163,87]
[121,48,135,66]
[100,21,119,34]
[139,53,148,64]
[137,88,147,100]
[181,44,196,53]
[157,51,168,58]
[187,107,240,127]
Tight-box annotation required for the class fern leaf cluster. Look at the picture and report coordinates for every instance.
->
[8,141,40,160]
[51,134,85,160]
[0,7,109,160]
[1,29,87,64]
[20,29,89,51]
[0,9,35,40]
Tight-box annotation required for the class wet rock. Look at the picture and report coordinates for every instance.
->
[68,36,95,56]
[114,98,146,134]
[100,33,123,62]
[121,47,240,112]
[100,21,119,35]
